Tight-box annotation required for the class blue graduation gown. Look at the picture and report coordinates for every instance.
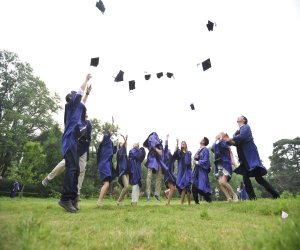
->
[174,150,192,193]
[97,131,117,182]
[61,91,85,156]
[10,182,19,198]
[233,124,267,176]
[163,140,175,181]
[78,119,92,161]
[211,140,233,181]
[144,133,160,172]
[192,147,212,195]
[129,147,146,188]
[240,185,248,200]
[116,145,128,187]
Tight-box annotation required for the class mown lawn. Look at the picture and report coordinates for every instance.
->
[0,196,299,250]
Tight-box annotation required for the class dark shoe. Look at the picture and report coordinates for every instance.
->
[273,190,280,199]
[147,195,150,202]
[71,200,80,210]
[42,177,49,187]
[154,195,161,202]
[58,199,77,213]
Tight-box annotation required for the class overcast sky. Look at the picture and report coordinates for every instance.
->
[1,0,300,168]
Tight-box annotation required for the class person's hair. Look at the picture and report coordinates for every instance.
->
[181,141,187,151]
[65,93,72,103]
[203,137,209,146]
[240,182,244,187]
[241,115,248,124]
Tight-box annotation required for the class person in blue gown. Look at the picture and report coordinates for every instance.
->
[116,134,129,206]
[173,139,192,205]
[240,182,248,200]
[129,142,146,205]
[163,135,176,199]
[211,132,238,202]
[143,132,162,202]
[10,180,19,198]
[192,137,212,204]
[160,135,176,206]
[143,132,177,205]
[97,116,118,206]
[227,116,280,199]
[59,74,92,213]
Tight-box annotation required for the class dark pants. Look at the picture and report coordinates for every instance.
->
[61,142,79,201]
[241,165,279,199]
[192,184,212,204]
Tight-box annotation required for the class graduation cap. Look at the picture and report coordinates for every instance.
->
[113,70,124,82]
[129,80,135,93]
[190,103,196,111]
[206,20,216,31]
[157,72,163,78]
[202,59,211,71]
[96,0,105,14]
[145,74,151,80]
[90,57,99,67]
[166,72,175,79]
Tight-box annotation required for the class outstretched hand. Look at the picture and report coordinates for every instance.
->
[86,84,92,94]
[86,74,92,81]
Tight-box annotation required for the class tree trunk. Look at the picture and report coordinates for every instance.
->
[20,183,25,199]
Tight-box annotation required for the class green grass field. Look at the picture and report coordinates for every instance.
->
[0,196,299,250]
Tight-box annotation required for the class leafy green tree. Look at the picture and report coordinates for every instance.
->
[268,137,300,195]
[0,50,61,177]
[17,142,46,197]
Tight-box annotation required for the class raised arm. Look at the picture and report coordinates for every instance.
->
[82,84,92,104]
[175,138,179,152]
[120,133,128,148]
[109,116,114,135]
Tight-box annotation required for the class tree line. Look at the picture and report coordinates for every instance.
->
[0,50,299,199]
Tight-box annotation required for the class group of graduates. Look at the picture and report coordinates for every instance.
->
[54,74,279,213]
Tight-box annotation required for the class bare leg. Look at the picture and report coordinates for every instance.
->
[97,181,109,206]
[219,177,231,200]
[164,189,170,199]
[187,192,191,205]
[166,183,175,206]
[181,189,186,205]
[221,176,238,201]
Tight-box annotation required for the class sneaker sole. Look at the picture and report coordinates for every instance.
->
[58,200,77,213]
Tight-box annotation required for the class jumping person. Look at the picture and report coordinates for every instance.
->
[42,113,92,204]
[192,137,212,204]
[59,74,92,212]
[211,132,238,202]
[129,142,146,205]
[143,132,162,202]
[174,139,192,205]
[116,134,129,206]
[97,116,118,206]
[227,116,280,199]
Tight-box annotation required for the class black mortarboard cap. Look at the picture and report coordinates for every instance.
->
[207,20,214,31]
[167,72,175,79]
[202,59,211,71]
[157,72,163,78]
[90,57,99,67]
[190,103,195,110]
[129,80,135,92]
[114,70,124,82]
[145,74,151,80]
[96,0,105,14]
